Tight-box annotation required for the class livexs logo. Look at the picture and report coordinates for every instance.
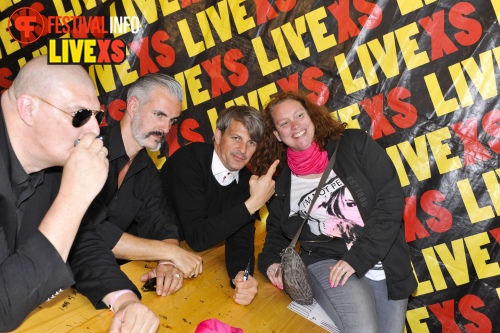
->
[47,38,126,64]
[8,6,138,64]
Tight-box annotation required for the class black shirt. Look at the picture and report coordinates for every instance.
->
[0,107,140,321]
[0,107,74,331]
[96,123,178,250]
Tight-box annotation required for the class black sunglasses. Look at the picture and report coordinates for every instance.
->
[34,96,105,128]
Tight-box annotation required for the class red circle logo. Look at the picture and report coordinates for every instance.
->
[8,7,45,44]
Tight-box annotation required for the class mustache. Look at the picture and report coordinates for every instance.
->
[145,131,165,140]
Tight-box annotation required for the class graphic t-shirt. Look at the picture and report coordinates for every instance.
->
[290,170,385,281]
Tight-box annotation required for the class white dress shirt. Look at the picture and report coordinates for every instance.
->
[211,151,239,186]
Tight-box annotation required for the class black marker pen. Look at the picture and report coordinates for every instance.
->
[243,259,251,281]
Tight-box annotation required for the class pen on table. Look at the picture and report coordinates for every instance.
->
[243,259,251,281]
[74,135,104,146]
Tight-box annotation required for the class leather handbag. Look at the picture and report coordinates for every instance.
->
[278,139,340,305]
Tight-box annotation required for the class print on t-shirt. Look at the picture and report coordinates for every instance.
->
[290,171,385,279]
[294,175,363,249]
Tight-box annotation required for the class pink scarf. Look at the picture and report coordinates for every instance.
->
[287,141,328,175]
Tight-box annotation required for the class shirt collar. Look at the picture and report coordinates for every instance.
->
[104,123,128,162]
[211,150,239,185]
[102,122,149,175]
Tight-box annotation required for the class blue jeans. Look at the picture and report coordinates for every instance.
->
[308,259,408,333]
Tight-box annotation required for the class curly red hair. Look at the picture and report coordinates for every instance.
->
[251,91,346,176]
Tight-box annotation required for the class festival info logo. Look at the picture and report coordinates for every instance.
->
[8,7,44,44]
[8,7,136,64]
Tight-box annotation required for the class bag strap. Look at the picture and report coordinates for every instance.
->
[288,139,340,248]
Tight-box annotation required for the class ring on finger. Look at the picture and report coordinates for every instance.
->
[173,273,181,279]
[335,266,341,270]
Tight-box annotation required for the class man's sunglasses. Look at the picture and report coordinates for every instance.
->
[34,96,105,128]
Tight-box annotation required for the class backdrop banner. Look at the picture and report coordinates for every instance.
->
[1,1,500,331]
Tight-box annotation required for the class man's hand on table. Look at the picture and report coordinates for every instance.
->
[140,262,184,296]
[107,292,159,333]
[232,271,258,305]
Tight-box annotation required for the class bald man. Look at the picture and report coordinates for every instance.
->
[0,55,158,332]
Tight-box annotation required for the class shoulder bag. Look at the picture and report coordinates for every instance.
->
[277,139,340,305]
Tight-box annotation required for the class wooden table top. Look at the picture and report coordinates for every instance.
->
[11,220,328,333]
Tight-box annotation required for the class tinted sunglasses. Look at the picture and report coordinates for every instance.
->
[34,96,105,128]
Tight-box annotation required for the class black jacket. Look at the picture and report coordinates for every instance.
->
[0,106,137,330]
[0,107,75,331]
[258,129,417,300]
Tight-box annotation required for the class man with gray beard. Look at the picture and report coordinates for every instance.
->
[96,73,203,297]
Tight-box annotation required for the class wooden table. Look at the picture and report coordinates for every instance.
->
[12,220,328,333]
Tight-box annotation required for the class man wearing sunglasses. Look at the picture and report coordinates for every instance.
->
[93,73,203,298]
[0,55,159,332]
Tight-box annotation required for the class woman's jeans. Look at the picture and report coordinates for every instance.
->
[308,259,408,333]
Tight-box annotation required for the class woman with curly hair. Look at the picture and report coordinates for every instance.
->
[253,91,416,333]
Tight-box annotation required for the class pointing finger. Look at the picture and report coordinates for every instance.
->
[250,175,259,181]
[264,160,280,178]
